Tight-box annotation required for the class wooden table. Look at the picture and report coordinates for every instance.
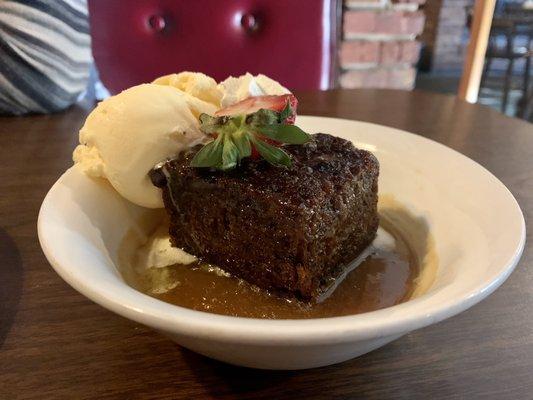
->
[1,90,532,399]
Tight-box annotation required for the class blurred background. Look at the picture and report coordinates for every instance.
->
[0,0,531,120]
[416,0,532,119]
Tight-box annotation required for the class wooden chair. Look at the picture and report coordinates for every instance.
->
[481,17,532,113]
[458,0,496,103]
[459,0,532,116]
[517,85,533,121]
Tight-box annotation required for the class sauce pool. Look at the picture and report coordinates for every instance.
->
[123,224,419,319]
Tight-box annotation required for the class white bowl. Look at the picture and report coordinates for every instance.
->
[38,116,525,370]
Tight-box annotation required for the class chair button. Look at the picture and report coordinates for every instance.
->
[148,14,167,32]
[241,13,259,33]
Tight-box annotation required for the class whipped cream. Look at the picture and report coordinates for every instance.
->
[218,73,290,107]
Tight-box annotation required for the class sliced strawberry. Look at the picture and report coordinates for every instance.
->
[215,94,298,124]
[207,94,300,160]
[250,146,260,159]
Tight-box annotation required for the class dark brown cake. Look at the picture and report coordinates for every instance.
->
[151,133,379,300]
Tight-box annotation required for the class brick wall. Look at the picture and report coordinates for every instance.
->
[339,0,426,89]
[431,0,473,72]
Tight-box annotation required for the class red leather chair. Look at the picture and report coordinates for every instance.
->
[88,0,340,94]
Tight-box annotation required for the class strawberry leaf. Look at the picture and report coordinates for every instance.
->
[191,96,308,170]
[279,101,292,122]
[251,137,292,167]
[190,136,223,167]
[247,108,280,126]
[199,113,223,134]
[221,134,239,170]
[257,124,311,144]
[234,132,252,159]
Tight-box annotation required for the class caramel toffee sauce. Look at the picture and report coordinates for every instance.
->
[121,208,433,319]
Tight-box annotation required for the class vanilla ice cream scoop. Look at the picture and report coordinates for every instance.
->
[137,223,197,269]
[153,72,222,107]
[218,73,290,107]
[73,83,216,208]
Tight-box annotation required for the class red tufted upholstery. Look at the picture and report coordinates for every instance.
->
[88,0,340,94]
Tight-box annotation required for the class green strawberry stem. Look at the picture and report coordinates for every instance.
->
[190,102,310,171]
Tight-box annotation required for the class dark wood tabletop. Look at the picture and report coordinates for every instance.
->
[1,89,532,400]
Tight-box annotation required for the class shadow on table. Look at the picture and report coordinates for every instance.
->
[0,227,23,347]
[179,329,436,398]
[181,346,396,398]
[181,339,428,398]
[181,348,297,396]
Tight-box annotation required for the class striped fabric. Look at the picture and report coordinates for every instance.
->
[0,0,91,115]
